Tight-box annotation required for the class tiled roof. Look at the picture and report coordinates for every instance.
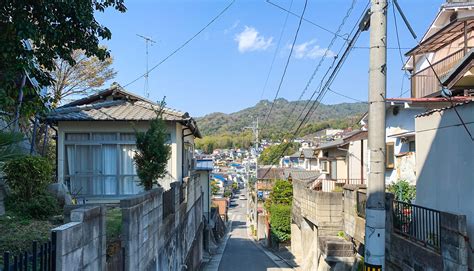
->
[257,167,285,180]
[47,100,185,122]
[284,169,320,181]
[415,100,473,118]
[46,83,202,137]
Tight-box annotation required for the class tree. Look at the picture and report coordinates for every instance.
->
[258,143,298,165]
[210,180,220,195]
[0,131,24,163]
[0,0,126,119]
[50,49,117,108]
[265,179,293,211]
[387,180,416,202]
[134,101,171,190]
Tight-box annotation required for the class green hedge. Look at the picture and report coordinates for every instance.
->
[269,204,291,243]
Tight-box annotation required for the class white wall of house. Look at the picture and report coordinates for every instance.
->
[385,107,425,184]
[415,103,474,268]
[57,120,188,198]
[304,158,318,170]
[347,139,368,182]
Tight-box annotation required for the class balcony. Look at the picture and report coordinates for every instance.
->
[411,49,466,98]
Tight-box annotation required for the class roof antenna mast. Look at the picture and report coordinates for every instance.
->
[137,34,157,98]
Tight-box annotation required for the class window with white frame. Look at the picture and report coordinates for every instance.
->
[64,132,144,197]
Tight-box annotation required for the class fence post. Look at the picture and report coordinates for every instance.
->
[32,241,37,271]
[3,252,9,271]
[51,231,57,271]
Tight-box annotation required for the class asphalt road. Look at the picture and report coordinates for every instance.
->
[217,189,281,271]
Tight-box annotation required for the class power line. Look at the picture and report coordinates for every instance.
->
[265,0,349,41]
[392,0,473,142]
[259,6,369,178]
[287,2,369,132]
[262,0,309,128]
[281,0,358,129]
[259,0,294,101]
[328,87,367,103]
[123,0,235,88]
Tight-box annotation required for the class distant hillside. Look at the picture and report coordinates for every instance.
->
[196,98,367,137]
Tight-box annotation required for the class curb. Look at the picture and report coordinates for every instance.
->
[200,220,233,271]
[247,234,294,270]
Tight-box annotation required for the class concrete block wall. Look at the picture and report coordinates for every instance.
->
[121,188,163,271]
[53,205,106,271]
[120,178,203,271]
[342,185,365,246]
[385,194,469,271]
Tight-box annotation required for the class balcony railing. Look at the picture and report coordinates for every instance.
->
[411,49,465,98]
[393,200,441,252]
[320,179,365,192]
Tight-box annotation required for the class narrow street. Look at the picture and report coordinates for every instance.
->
[217,189,286,271]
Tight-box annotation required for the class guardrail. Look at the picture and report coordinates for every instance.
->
[393,200,441,251]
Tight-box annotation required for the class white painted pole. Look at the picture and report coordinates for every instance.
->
[365,0,387,270]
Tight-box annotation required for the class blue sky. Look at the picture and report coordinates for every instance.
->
[96,0,444,117]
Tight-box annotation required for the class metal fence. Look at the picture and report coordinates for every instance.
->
[356,190,366,218]
[393,200,441,251]
[1,232,56,271]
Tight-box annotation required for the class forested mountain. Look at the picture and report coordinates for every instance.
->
[196,98,367,137]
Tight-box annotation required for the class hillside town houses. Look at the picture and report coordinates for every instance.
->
[1,0,474,271]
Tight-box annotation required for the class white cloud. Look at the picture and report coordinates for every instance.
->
[234,26,273,53]
[292,39,336,59]
[224,20,240,34]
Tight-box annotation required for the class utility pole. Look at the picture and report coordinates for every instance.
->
[365,0,387,270]
[254,118,259,239]
[137,34,157,98]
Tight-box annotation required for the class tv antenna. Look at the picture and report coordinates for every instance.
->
[137,34,157,98]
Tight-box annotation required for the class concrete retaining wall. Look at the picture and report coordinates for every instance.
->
[52,205,106,271]
[121,179,203,271]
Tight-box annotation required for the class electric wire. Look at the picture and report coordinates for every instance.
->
[259,0,294,101]
[265,0,349,41]
[123,0,235,88]
[259,6,369,177]
[280,0,358,129]
[262,0,309,128]
[393,0,474,141]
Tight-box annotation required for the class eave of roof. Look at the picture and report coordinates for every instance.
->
[415,100,472,118]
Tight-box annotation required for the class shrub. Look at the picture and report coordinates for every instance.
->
[387,180,416,202]
[5,192,60,219]
[269,204,291,243]
[3,155,59,219]
[3,155,53,199]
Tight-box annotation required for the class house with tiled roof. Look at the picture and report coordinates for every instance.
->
[46,83,201,203]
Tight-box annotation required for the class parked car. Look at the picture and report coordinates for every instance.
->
[239,195,246,200]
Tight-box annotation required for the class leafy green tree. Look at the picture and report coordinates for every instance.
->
[258,143,298,166]
[134,101,171,190]
[0,131,24,163]
[0,0,126,120]
[387,180,416,202]
[50,49,117,108]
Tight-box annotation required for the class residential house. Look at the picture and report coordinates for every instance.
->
[256,166,285,198]
[46,83,201,203]
[404,1,474,268]
[313,130,368,192]
[360,98,458,185]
